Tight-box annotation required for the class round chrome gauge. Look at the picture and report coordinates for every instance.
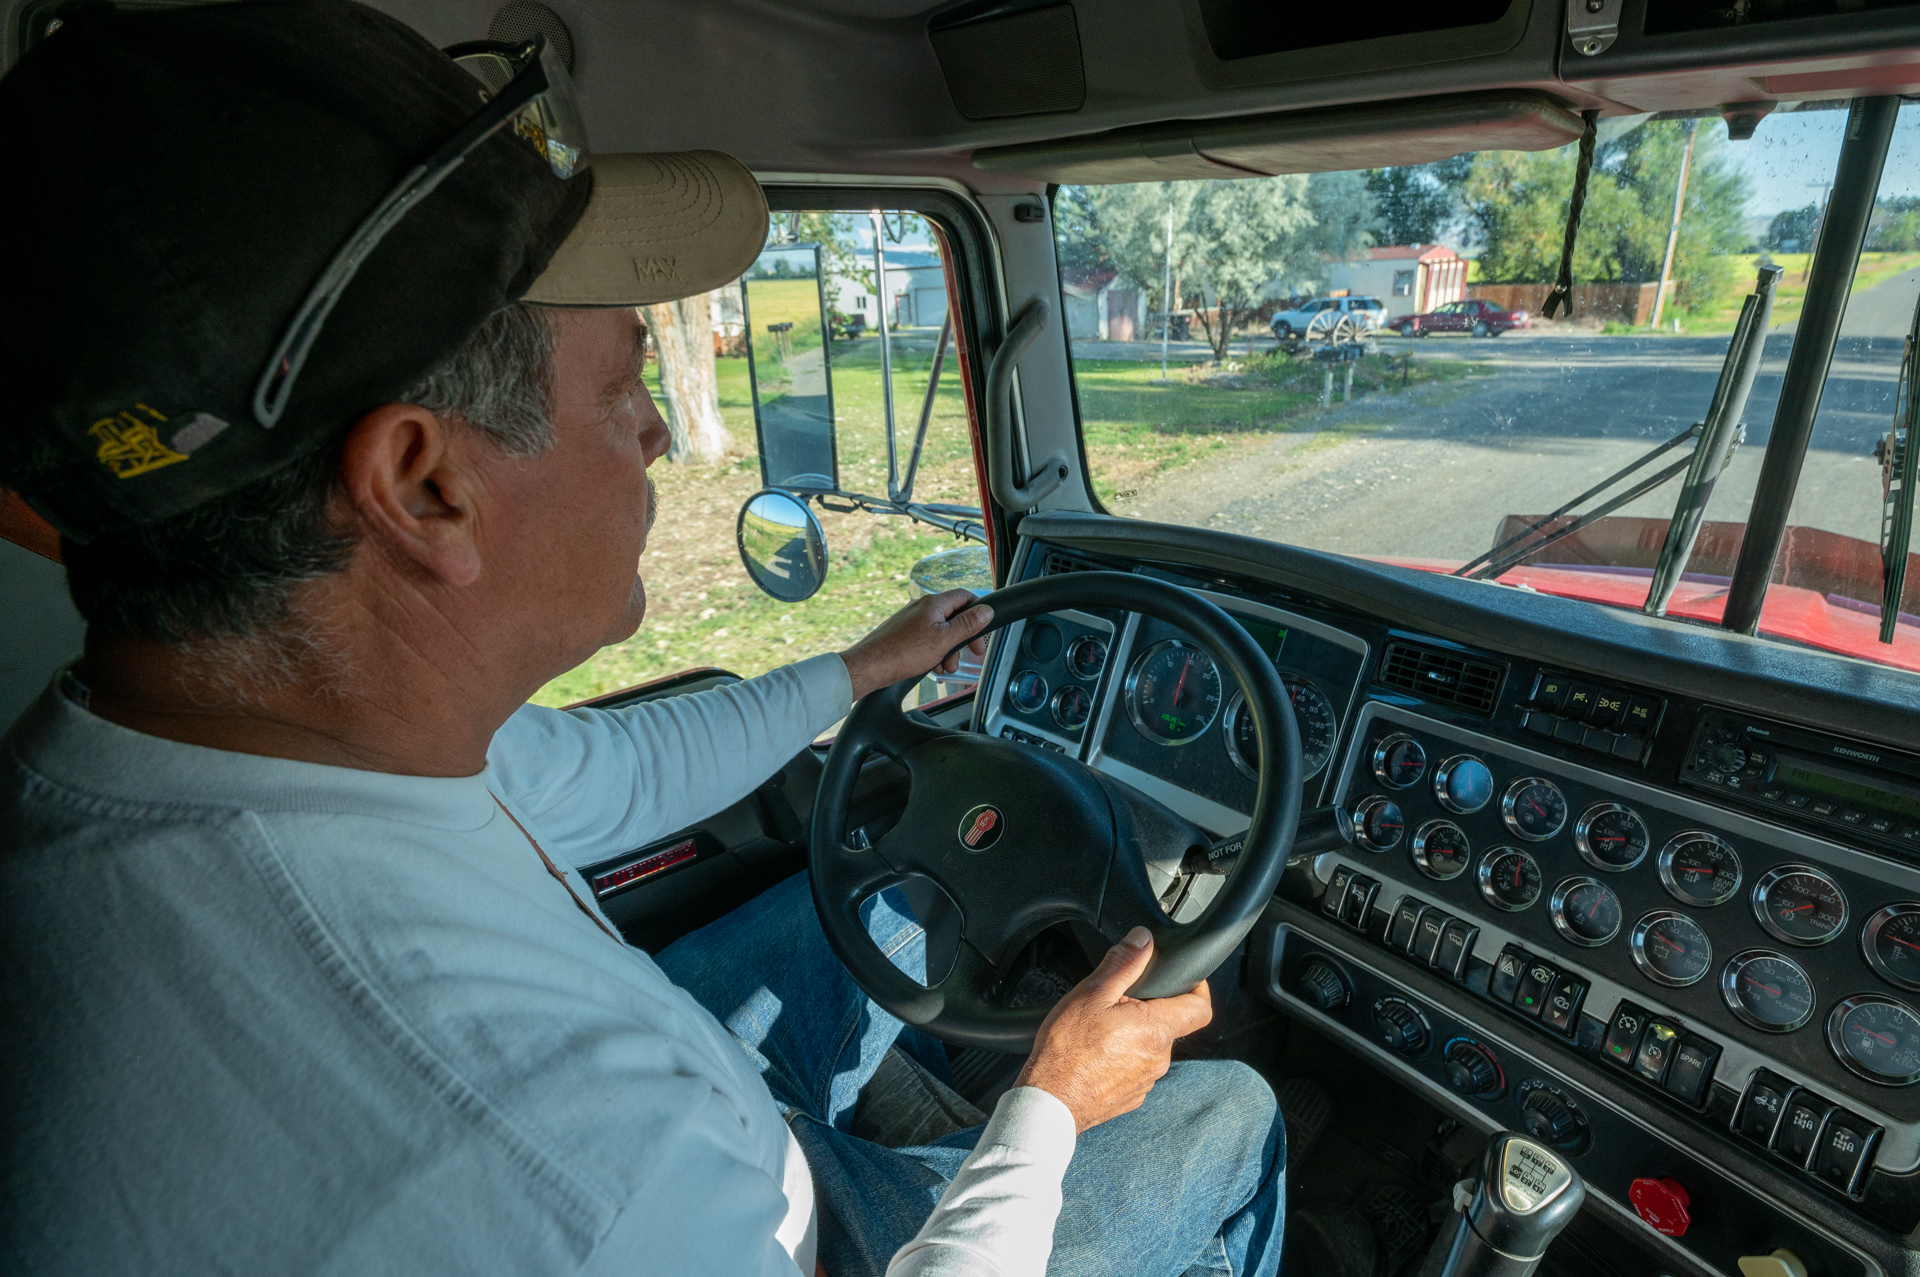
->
[1064,633,1109,681]
[1828,994,1920,1086]
[1574,803,1651,872]
[1722,949,1817,1033]
[1550,876,1622,947]
[1412,819,1471,881]
[1007,668,1048,714]
[1352,795,1406,853]
[1432,754,1494,814]
[1124,639,1221,746]
[1371,734,1428,789]
[1862,904,1920,992]
[1657,832,1742,908]
[1478,847,1542,912]
[1752,865,1849,947]
[1223,677,1336,782]
[1050,684,1092,732]
[1630,911,1713,987]
[1501,777,1568,842]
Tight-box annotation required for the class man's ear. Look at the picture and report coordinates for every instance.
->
[337,403,484,587]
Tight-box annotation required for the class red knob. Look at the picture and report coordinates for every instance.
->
[1628,1176,1691,1237]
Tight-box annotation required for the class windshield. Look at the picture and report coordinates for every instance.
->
[1055,104,1920,673]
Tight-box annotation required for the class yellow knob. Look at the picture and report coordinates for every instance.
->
[1737,1250,1808,1277]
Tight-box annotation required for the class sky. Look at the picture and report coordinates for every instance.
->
[1721,102,1920,216]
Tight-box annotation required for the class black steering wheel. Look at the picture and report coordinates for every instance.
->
[810,571,1302,1052]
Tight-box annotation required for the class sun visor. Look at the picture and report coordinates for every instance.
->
[971,93,1587,184]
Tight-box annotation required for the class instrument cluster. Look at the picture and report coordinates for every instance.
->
[1339,705,1920,1110]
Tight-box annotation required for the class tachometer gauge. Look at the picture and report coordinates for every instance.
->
[1862,904,1920,991]
[1050,685,1092,732]
[1630,911,1713,987]
[1575,803,1650,872]
[1478,847,1542,912]
[1007,669,1048,714]
[1551,876,1622,947]
[1371,734,1428,789]
[1065,634,1108,681]
[1753,865,1849,947]
[1502,778,1568,842]
[1412,820,1471,881]
[1723,950,1817,1033]
[1124,639,1221,746]
[1222,678,1336,782]
[1657,832,1742,908]
[1828,995,1920,1085]
[1353,796,1406,852]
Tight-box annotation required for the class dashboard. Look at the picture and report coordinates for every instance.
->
[977,520,1920,1277]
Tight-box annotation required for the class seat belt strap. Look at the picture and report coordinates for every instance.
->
[491,794,624,945]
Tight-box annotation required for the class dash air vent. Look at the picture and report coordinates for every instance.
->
[1042,549,1098,577]
[1379,642,1505,717]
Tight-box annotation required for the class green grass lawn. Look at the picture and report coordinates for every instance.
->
[1634,251,1920,334]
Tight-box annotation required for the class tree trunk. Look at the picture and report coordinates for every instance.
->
[643,294,731,462]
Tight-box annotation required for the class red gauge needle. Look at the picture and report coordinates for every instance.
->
[1745,977,1782,996]
[1586,896,1602,919]
[1656,933,1685,954]
[1782,903,1815,914]
[1891,936,1920,954]
[1527,798,1545,816]
[1680,867,1709,875]
[1511,863,1521,888]
[1173,655,1191,709]
[1597,835,1622,846]
[1860,1027,1898,1047]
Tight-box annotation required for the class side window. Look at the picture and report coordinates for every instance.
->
[1392,270,1416,296]
[534,208,984,708]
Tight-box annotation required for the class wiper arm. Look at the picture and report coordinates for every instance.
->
[1644,264,1783,616]
[1877,291,1920,643]
[1453,427,1700,581]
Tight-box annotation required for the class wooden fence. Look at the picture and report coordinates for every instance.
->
[1467,282,1663,326]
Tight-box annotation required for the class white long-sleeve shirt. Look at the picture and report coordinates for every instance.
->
[0,657,1075,1276]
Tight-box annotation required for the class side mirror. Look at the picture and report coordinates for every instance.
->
[737,488,830,602]
[742,242,838,492]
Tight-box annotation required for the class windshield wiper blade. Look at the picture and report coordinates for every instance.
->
[1877,292,1920,643]
[1644,264,1782,617]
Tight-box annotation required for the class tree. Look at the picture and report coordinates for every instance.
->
[1461,119,1750,315]
[1866,197,1920,252]
[1364,155,1473,245]
[1768,203,1821,253]
[1066,174,1374,361]
[644,293,731,462]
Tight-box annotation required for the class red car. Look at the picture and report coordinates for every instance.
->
[1394,298,1530,337]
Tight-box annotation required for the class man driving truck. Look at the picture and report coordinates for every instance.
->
[0,2,1284,1273]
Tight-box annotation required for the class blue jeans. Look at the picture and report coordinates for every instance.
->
[656,872,1285,1276]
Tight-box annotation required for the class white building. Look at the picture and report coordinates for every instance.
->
[1322,245,1467,322]
[830,250,947,328]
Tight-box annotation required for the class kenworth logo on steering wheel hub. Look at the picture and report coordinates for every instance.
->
[958,804,1004,851]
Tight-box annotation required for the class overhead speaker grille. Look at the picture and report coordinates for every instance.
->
[930,3,1086,121]
[1378,641,1504,717]
[489,1,574,71]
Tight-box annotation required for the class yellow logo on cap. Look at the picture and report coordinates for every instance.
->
[90,404,188,479]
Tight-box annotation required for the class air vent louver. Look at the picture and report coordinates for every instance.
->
[1379,641,1504,717]
[1042,549,1098,577]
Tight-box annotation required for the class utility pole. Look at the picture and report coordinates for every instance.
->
[1802,180,1833,282]
[1650,120,1697,331]
[1160,200,1174,382]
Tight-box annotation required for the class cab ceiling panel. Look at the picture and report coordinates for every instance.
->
[1561,0,1920,112]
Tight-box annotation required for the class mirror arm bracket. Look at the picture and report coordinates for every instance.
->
[986,299,1070,512]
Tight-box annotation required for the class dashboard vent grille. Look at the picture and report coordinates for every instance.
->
[1379,642,1505,716]
[1042,549,1098,577]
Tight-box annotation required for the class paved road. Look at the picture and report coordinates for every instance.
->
[1118,270,1920,563]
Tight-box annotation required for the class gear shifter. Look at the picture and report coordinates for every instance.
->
[1417,1133,1586,1277]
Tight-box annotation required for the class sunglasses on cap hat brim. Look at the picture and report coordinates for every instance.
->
[251,31,584,430]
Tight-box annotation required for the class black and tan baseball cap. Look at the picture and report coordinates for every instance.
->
[0,0,767,542]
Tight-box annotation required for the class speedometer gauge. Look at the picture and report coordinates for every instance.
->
[1124,639,1221,746]
[1223,678,1335,781]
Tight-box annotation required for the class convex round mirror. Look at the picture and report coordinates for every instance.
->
[737,488,829,602]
